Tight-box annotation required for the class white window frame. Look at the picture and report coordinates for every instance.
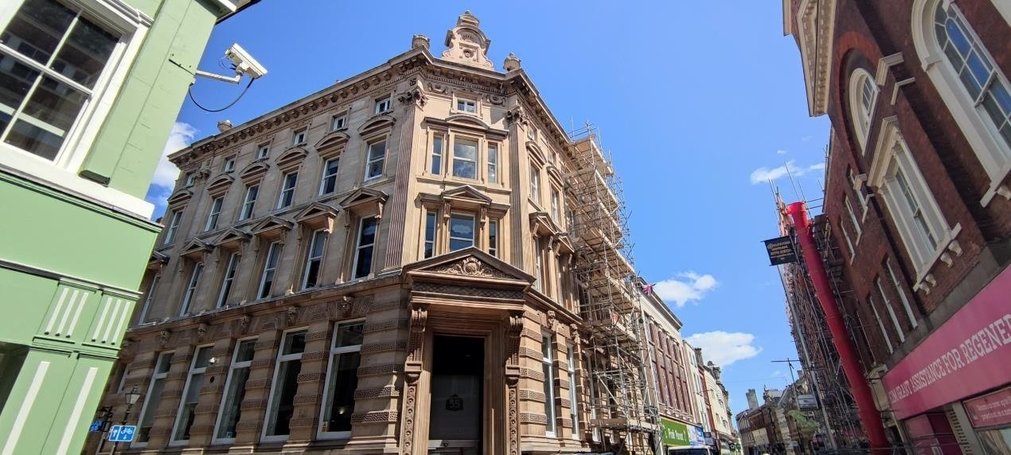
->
[448,213,475,251]
[542,333,557,437]
[170,345,213,444]
[257,144,270,160]
[330,112,347,131]
[488,219,498,257]
[258,241,282,299]
[487,142,499,184]
[567,346,580,439]
[868,294,894,354]
[886,258,919,329]
[318,158,340,195]
[0,0,151,178]
[551,188,561,222]
[205,196,224,231]
[364,139,386,181]
[164,210,182,245]
[430,133,444,175]
[133,352,172,447]
[185,173,196,187]
[223,156,236,172]
[849,168,869,218]
[848,68,878,152]
[216,252,239,308]
[876,278,906,343]
[456,98,477,114]
[239,184,258,220]
[317,320,365,440]
[212,338,257,444]
[352,217,377,279]
[423,211,437,259]
[277,172,298,209]
[912,0,1011,204]
[137,274,159,323]
[530,164,541,206]
[868,120,958,282]
[374,96,391,114]
[451,136,479,180]
[300,229,328,290]
[262,329,307,443]
[180,263,203,316]
[292,128,306,146]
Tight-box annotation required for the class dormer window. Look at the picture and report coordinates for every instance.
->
[374,96,391,114]
[292,128,306,146]
[457,98,477,113]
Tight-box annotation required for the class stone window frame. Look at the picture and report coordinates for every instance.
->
[868,118,961,291]
[329,110,348,132]
[212,337,258,444]
[316,319,366,440]
[912,0,1011,204]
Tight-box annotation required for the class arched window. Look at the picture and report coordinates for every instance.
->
[848,68,878,151]
[912,0,1011,202]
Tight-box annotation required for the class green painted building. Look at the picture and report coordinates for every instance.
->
[0,0,255,453]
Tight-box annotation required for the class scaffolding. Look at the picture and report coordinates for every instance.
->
[566,124,661,454]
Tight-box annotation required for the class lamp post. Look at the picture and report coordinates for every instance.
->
[109,386,141,455]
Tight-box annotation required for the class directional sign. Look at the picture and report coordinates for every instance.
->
[89,420,102,432]
[107,425,137,442]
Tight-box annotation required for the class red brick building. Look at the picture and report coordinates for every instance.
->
[783,0,1011,453]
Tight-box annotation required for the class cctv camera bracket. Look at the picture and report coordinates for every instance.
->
[194,69,243,84]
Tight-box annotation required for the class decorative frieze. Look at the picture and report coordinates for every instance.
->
[351,410,399,424]
[519,412,547,424]
[354,385,400,400]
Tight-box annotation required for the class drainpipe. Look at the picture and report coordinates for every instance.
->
[785,202,889,451]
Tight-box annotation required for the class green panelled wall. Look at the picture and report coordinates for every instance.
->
[82,0,220,198]
[0,0,234,453]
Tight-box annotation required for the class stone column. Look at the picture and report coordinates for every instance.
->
[505,311,524,455]
[400,302,428,455]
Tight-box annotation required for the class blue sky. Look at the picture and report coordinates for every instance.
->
[146,1,831,416]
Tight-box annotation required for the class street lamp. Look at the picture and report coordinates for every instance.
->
[108,386,141,455]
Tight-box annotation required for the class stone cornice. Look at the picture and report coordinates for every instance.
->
[795,0,836,117]
[171,48,574,166]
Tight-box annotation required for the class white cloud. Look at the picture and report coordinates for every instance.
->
[653,272,718,308]
[147,122,197,209]
[749,160,825,185]
[686,331,762,367]
[776,149,788,155]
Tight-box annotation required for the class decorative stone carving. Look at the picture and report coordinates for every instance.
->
[505,106,526,126]
[441,11,494,70]
[286,306,299,326]
[433,256,511,279]
[546,310,557,331]
[196,323,208,340]
[412,34,430,50]
[429,82,448,94]
[238,315,251,334]
[397,78,428,107]
[158,330,170,347]
[503,53,521,72]
[401,302,428,455]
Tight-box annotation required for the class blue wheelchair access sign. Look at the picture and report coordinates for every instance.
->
[107,425,137,442]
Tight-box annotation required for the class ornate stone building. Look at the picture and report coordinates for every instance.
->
[90,12,657,455]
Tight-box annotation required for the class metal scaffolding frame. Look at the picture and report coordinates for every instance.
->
[566,124,661,454]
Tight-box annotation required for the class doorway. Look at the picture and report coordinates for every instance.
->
[428,335,484,455]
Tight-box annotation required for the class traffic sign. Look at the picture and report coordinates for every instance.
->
[107,425,137,442]
[89,420,102,432]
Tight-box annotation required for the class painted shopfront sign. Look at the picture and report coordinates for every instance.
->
[661,418,691,446]
[882,267,1011,420]
[964,386,1011,429]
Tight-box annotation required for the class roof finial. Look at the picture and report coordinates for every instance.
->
[441,11,494,70]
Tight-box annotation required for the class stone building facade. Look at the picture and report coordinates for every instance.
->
[89,12,658,455]
[783,0,1011,453]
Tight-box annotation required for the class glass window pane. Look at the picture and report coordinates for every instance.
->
[284,332,306,355]
[216,367,249,439]
[449,215,474,251]
[1,0,76,65]
[51,15,118,88]
[335,322,364,347]
[5,75,87,159]
[945,19,971,55]
[266,359,301,436]
[0,55,40,132]
[323,351,360,433]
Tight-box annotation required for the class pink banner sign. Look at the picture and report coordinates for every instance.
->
[882,267,1011,420]
[964,386,1011,429]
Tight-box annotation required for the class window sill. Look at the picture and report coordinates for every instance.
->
[912,223,963,294]
[979,162,1011,206]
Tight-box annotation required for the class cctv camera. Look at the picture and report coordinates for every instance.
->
[225,43,267,80]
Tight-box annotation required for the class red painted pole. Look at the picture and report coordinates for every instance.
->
[785,202,890,451]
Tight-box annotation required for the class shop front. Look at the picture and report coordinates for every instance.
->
[662,418,712,454]
[882,267,1011,455]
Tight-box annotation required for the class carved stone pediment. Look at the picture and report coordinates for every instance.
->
[295,202,339,233]
[214,228,251,251]
[251,216,293,241]
[406,247,533,284]
[180,239,213,259]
